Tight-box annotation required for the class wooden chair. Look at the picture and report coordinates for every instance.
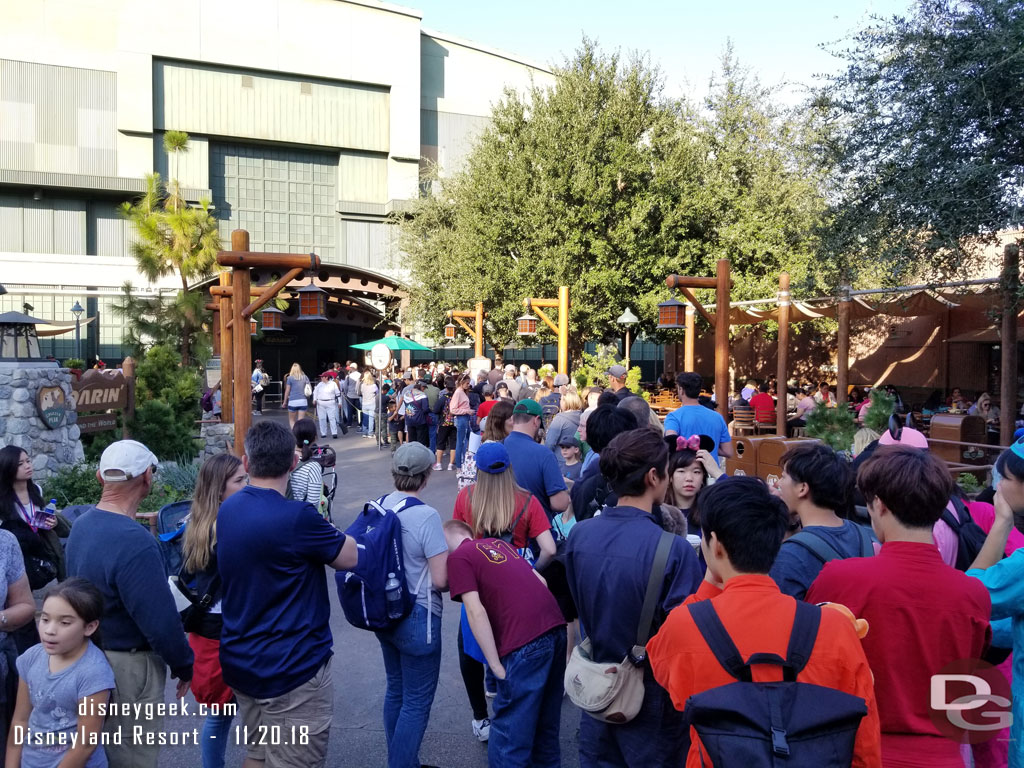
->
[732,406,756,436]
[755,411,778,434]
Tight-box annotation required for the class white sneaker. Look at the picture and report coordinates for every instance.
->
[448,465,456,471]
[472,718,490,742]
[432,463,443,471]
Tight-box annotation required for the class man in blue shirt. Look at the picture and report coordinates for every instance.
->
[769,442,873,599]
[503,399,569,521]
[664,372,733,462]
[66,439,194,768]
[218,421,358,767]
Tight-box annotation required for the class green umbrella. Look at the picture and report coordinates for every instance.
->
[351,336,434,352]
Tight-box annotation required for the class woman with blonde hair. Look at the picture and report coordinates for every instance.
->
[360,369,380,439]
[282,362,311,427]
[180,452,247,768]
[969,391,1000,423]
[451,441,556,741]
[545,390,584,472]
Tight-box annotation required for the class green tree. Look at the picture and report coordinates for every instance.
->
[397,41,832,362]
[130,343,201,459]
[119,131,221,366]
[818,0,1024,283]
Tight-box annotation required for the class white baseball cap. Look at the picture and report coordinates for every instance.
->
[504,364,516,372]
[98,440,158,482]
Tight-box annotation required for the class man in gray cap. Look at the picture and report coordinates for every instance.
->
[605,364,634,402]
[66,440,194,768]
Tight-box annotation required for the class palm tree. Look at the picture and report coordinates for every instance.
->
[120,132,221,366]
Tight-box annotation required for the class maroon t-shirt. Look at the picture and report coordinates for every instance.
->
[448,538,565,657]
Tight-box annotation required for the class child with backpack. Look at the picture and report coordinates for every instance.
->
[6,578,115,768]
[444,518,566,767]
[648,476,881,767]
[807,446,989,768]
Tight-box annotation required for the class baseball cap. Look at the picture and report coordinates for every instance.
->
[605,365,627,379]
[519,364,529,373]
[98,440,158,482]
[392,442,434,476]
[553,373,570,386]
[557,434,580,449]
[349,363,358,369]
[482,383,495,395]
[513,399,543,417]
[475,442,511,474]
[504,364,516,372]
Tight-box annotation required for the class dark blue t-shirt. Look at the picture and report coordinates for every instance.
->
[769,520,873,600]
[217,486,345,698]
[504,431,567,519]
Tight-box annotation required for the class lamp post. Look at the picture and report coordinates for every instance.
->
[70,300,84,360]
[518,287,570,375]
[617,307,638,368]
[448,302,486,358]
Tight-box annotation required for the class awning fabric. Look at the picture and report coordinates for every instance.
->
[34,317,96,337]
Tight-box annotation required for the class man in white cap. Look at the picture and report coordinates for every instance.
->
[502,364,522,401]
[66,440,194,768]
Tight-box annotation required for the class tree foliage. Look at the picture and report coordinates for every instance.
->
[818,0,1024,283]
[396,41,830,360]
[119,132,221,366]
[130,344,201,459]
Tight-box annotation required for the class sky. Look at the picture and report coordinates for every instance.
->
[411,0,916,104]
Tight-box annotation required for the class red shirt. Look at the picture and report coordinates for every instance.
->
[649,575,881,768]
[477,400,498,420]
[748,392,776,423]
[453,487,550,549]
[807,542,991,766]
[448,538,565,657]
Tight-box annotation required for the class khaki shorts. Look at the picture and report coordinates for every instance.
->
[103,650,166,768]
[233,656,333,767]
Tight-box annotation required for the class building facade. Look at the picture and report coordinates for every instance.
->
[0,0,554,374]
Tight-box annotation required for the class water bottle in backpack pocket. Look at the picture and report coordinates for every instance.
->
[336,495,427,631]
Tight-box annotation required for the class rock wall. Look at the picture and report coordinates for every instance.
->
[0,363,84,479]
[200,422,235,461]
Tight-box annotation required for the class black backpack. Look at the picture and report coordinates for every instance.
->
[785,524,875,564]
[942,494,990,571]
[684,600,867,767]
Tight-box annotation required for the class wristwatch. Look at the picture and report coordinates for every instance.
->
[1,612,7,626]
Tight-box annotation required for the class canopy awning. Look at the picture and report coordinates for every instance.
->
[34,317,96,337]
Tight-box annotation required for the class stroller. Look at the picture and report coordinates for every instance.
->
[309,444,338,522]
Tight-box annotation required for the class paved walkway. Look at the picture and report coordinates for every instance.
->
[158,409,583,767]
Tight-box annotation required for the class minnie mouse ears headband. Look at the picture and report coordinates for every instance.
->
[665,434,714,454]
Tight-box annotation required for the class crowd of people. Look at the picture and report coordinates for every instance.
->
[3,364,1024,768]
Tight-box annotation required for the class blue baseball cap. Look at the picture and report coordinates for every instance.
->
[475,442,511,474]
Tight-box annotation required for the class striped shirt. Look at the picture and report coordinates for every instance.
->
[289,460,323,506]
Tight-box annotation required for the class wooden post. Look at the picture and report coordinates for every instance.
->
[218,272,233,424]
[475,301,484,359]
[684,305,695,370]
[230,230,252,456]
[837,285,851,405]
[558,285,570,376]
[776,273,790,436]
[1001,243,1020,446]
[940,306,951,395]
[122,356,135,439]
[715,260,730,421]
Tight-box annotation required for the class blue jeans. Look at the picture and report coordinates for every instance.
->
[455,414,472,468]
[489,627,566,768]
[201,712,234,768]
[375,604,442,768]
[578,668,688,768]
[361,409,375,435]
[428,422,438,452]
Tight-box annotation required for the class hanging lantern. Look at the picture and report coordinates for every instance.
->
[261,305,284,332]
[297,280,327,321]
[249,318,258,336]
[517,312,539,336]
[657,295,686,329]
[444,321,457,340]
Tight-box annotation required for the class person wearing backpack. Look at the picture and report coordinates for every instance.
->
[807,445,991,768]
[432,376,458,471]
[217,421,357,768]
[288,419,326,511]
[563,428,702,768]
[373,442,448,768]
[179,452,247,768]
[403,381,431,448]
[769,443,875,599]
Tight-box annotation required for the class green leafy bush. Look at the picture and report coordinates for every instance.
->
[572,349,645,398]
[62,358,86,370]
[863,389,896,434]
[805,405,858,454]
[42,461,194,517]
[957,472,981,495]
[129,344,202,460]
[130,400,200,460]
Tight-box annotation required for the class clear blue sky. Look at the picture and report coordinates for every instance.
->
[412,0,915,103]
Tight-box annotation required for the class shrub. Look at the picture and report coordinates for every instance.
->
[863,389,896,434]
[130,400,199,460]
[572,349,645,398]
[805,405,858,454]
[957,472,981,495]
[42,463,102,507]
[63,358,86,370]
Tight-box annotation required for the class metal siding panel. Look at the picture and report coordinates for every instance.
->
[53,199,86,255]
[0,195,23,251]
[338,151,387,203]
[156,62,388,151]
[22,200,53,254]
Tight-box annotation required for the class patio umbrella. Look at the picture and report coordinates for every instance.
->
[351,336,434,352]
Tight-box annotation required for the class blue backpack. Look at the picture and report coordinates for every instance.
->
[336,495,424,631]
[684,600,867,767]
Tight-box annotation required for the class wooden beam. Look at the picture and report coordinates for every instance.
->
[679,287,715,327]
[558,286,569,375]
[241,267,305,320]
[666,275,720,290]
[684,306,695,370]
[776,273,790,436]
[1001,243,1020,446]
[218,271,233,424]
[715,260,730,422]
[230,231,252,455]
[475,301,484,359]
[533,306,560,336]
[217,252,319,270]
[837,285,851,404]
[453,316,476,338]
